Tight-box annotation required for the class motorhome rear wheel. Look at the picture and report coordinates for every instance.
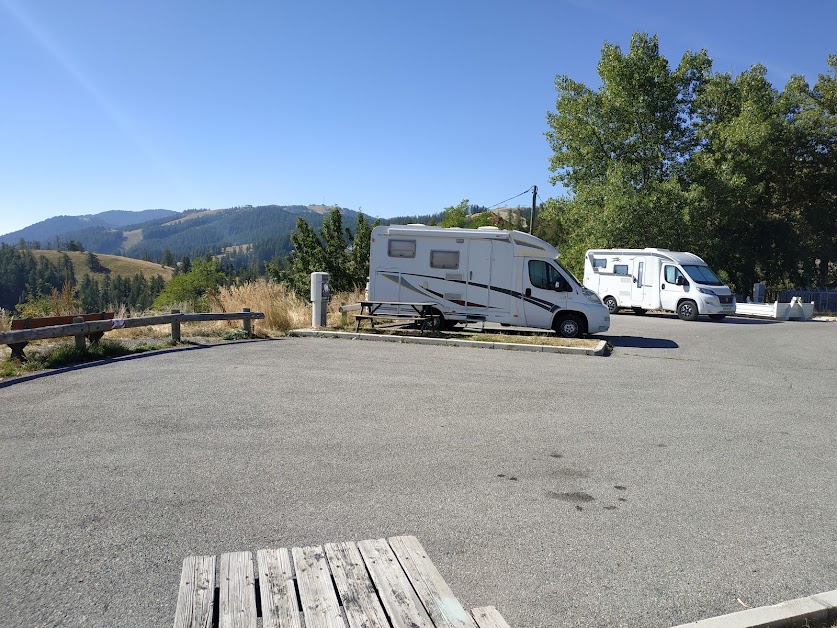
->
[603,296,618,314]
[421,308,444,332]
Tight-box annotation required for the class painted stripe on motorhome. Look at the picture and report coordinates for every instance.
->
[379,272,560,313]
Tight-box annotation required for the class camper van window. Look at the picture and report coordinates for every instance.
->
[593,258,607,268]
[388,239,416,258]
[682,265,724,286]
[664,265,684,284]
[528,260,561,290]
[614,264,629,275]
[430,250,459,269]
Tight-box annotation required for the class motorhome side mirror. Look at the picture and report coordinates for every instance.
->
[675,276,687,286]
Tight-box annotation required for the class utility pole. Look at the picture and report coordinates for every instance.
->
[530,185,537,234]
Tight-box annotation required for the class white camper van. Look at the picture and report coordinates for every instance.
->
[368,225,610,337]
[583,248,735,321]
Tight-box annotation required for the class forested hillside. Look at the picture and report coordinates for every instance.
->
[0,244,168,314]
[0,209,177,247]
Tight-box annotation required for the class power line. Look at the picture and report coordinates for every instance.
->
[486,187,533,210]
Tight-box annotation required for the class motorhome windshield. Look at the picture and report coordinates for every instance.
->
[555,260,582,288]
[683,265,724,286]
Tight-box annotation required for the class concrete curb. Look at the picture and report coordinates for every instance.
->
[289,329,608,356]
[671,588,837,628]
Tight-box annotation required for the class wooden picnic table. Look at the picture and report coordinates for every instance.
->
[174,535,510,628]
[355,301,441,332]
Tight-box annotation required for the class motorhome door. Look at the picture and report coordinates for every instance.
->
[632,259,646,305]
[522,259,567,328]
[660,264,686,311]
[466,240,510,317]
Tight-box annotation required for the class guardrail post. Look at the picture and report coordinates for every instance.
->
[341,302,347,327]
[171,310,181,342]
[73,316,86,350]
[242,307,251,336]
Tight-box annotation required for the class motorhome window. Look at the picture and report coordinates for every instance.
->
[388,239,416,258]
[682,264,724,286]
[664,265,684,284]
[555,260,582,288]
[593,258,607,268]
[528,260,561,290]
[614,264,629,275]
[430,250,459,269]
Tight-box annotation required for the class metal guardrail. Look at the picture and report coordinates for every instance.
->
[1,309,265,360]
[778,290,837,313]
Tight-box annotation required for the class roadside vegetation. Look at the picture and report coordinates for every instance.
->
[0,339,176,378]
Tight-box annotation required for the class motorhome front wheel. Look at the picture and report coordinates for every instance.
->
[603,296,619,314]
[677,300,699,321]
[554,313,584,338]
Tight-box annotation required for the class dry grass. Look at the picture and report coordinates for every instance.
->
[468,332,601,348]
[31,250,174,280]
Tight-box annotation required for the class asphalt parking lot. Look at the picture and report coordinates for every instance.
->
[1,313,835,627]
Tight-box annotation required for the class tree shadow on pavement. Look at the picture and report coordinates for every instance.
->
[0,338,280,390]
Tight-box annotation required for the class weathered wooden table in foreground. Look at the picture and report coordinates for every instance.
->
[174,535,511,628]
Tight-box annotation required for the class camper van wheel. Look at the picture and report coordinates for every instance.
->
[677,300,699,321]
[603,296,619,314]
[709,314,725,321]
[554,313,584,338]
[422,309,444,332]
[632,307,647,316]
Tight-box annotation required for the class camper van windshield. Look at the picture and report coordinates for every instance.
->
[555,260,582,288]
[683,265,724,286]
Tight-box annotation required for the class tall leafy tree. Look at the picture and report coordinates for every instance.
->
[546,33,711,256]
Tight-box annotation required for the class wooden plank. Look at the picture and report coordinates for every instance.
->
[357,538,434,628]
[219,551,257,628]
[291,545,346,628]
[470,607,512,628]
[10,312,114,330]
[256,548,303,628]
[323,541,390,628]
[173,555,216,628]
[0,312,264,344]
[388,536,476,628]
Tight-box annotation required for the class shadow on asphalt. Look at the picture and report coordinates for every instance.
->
[0,338,280,390]
[605,335,679,349]
[627,312,782,325]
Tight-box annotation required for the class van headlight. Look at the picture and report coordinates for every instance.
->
[697,288,717,296]
[583,289,602,304]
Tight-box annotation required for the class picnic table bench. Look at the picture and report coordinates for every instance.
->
[354,301,441,333]
[174,534,511,628]
[7,312,115,360]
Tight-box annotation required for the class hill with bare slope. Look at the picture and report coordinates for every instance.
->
[32,250,174,282]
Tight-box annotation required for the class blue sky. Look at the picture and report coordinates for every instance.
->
[1,0,835,236]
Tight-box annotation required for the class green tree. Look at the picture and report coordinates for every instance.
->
[349,212,378,285]
[545,33,710,253]
[269,208,373,297]
[687,65,805,291]
[153,258,226,311]
[86,251,109,274]
[161,248,175,268]
[440,199,469,227]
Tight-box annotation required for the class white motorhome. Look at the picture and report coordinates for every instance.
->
[368,225,610,337]
[583,248,735,321]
